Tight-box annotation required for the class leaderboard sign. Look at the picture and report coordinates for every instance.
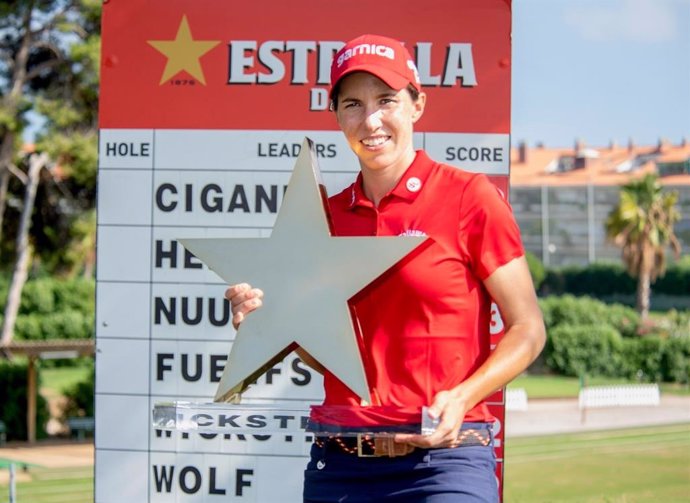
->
[96,1,512,502]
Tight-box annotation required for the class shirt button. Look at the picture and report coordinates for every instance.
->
[406,177,422,192]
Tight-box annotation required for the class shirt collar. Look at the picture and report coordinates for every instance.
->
[348,150,435,210]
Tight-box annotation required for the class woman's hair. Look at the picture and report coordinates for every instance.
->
[330,83,421,112]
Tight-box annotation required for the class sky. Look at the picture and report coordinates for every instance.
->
[512,0,690,148]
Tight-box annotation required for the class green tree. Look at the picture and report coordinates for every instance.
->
[0,0,100,346]
[0,0,66,245]
[605,174,681,319]
[33,0,100,275]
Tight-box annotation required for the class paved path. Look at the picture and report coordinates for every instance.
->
[0,396,688,473]
[0,441,93,469]
[505,395,690,437]
[0,441,93,484]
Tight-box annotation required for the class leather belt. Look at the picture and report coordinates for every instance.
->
[315,428,492,458]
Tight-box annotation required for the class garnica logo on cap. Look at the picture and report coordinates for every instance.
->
[407,60,421,84]
[337,44,395,67]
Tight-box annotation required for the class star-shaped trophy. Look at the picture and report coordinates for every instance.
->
[179,138,427,405]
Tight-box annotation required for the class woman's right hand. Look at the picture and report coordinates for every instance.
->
[225,283,264,330]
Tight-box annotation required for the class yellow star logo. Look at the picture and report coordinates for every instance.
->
[148,15,220,85]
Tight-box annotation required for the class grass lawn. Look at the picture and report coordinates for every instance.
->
[0,466,93,503]
[0,458,36,469]
[37,363,689,401]
[503,423,690,502]
[0,426,687,502]
[508,374,690,399]
[40,363,92,400]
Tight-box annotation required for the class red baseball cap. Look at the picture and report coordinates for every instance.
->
[329,34,422,99]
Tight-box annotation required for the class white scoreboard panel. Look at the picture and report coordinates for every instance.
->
[96,129,346,502]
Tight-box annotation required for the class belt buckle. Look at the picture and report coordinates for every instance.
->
[356,434,377,457]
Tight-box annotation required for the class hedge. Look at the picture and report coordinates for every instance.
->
[662,337,690,384]
[525,250,546,290]
[62,362,95,419]
[539,295,640,338]
[0,277,94,341]
[13,310,94,340]
[541,263,635,297]
[540,257,690,297]
[655,260,690,297]
[539,295,690,384]
[19,277,95,314]
[0,361,50,441]
[545,324,624,377]
[620,336,690,384]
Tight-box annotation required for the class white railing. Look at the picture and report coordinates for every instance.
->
[506,388,529,411]
[578,384,660,409]
[9,463,16,503]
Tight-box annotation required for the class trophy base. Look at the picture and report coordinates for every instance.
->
[152,401,439,437]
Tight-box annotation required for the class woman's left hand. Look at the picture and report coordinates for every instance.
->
[393,390,467,448]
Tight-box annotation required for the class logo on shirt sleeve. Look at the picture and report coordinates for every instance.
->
[398,229,427,237]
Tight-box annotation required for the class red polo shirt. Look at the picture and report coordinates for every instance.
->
[321,150,524,425]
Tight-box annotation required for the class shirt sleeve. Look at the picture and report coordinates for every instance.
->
[458,174,524,280]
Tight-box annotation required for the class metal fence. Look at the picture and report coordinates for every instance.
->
[510,184,690,267]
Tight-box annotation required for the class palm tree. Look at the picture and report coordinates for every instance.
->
[605,174,681,319]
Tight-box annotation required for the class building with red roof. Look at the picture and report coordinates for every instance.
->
[508,139,689,267]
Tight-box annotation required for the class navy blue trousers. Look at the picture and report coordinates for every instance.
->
[303,424,498,503]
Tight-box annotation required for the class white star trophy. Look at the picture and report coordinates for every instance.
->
[152,138,441,437]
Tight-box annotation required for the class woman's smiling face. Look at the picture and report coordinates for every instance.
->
[335,72,425,176]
